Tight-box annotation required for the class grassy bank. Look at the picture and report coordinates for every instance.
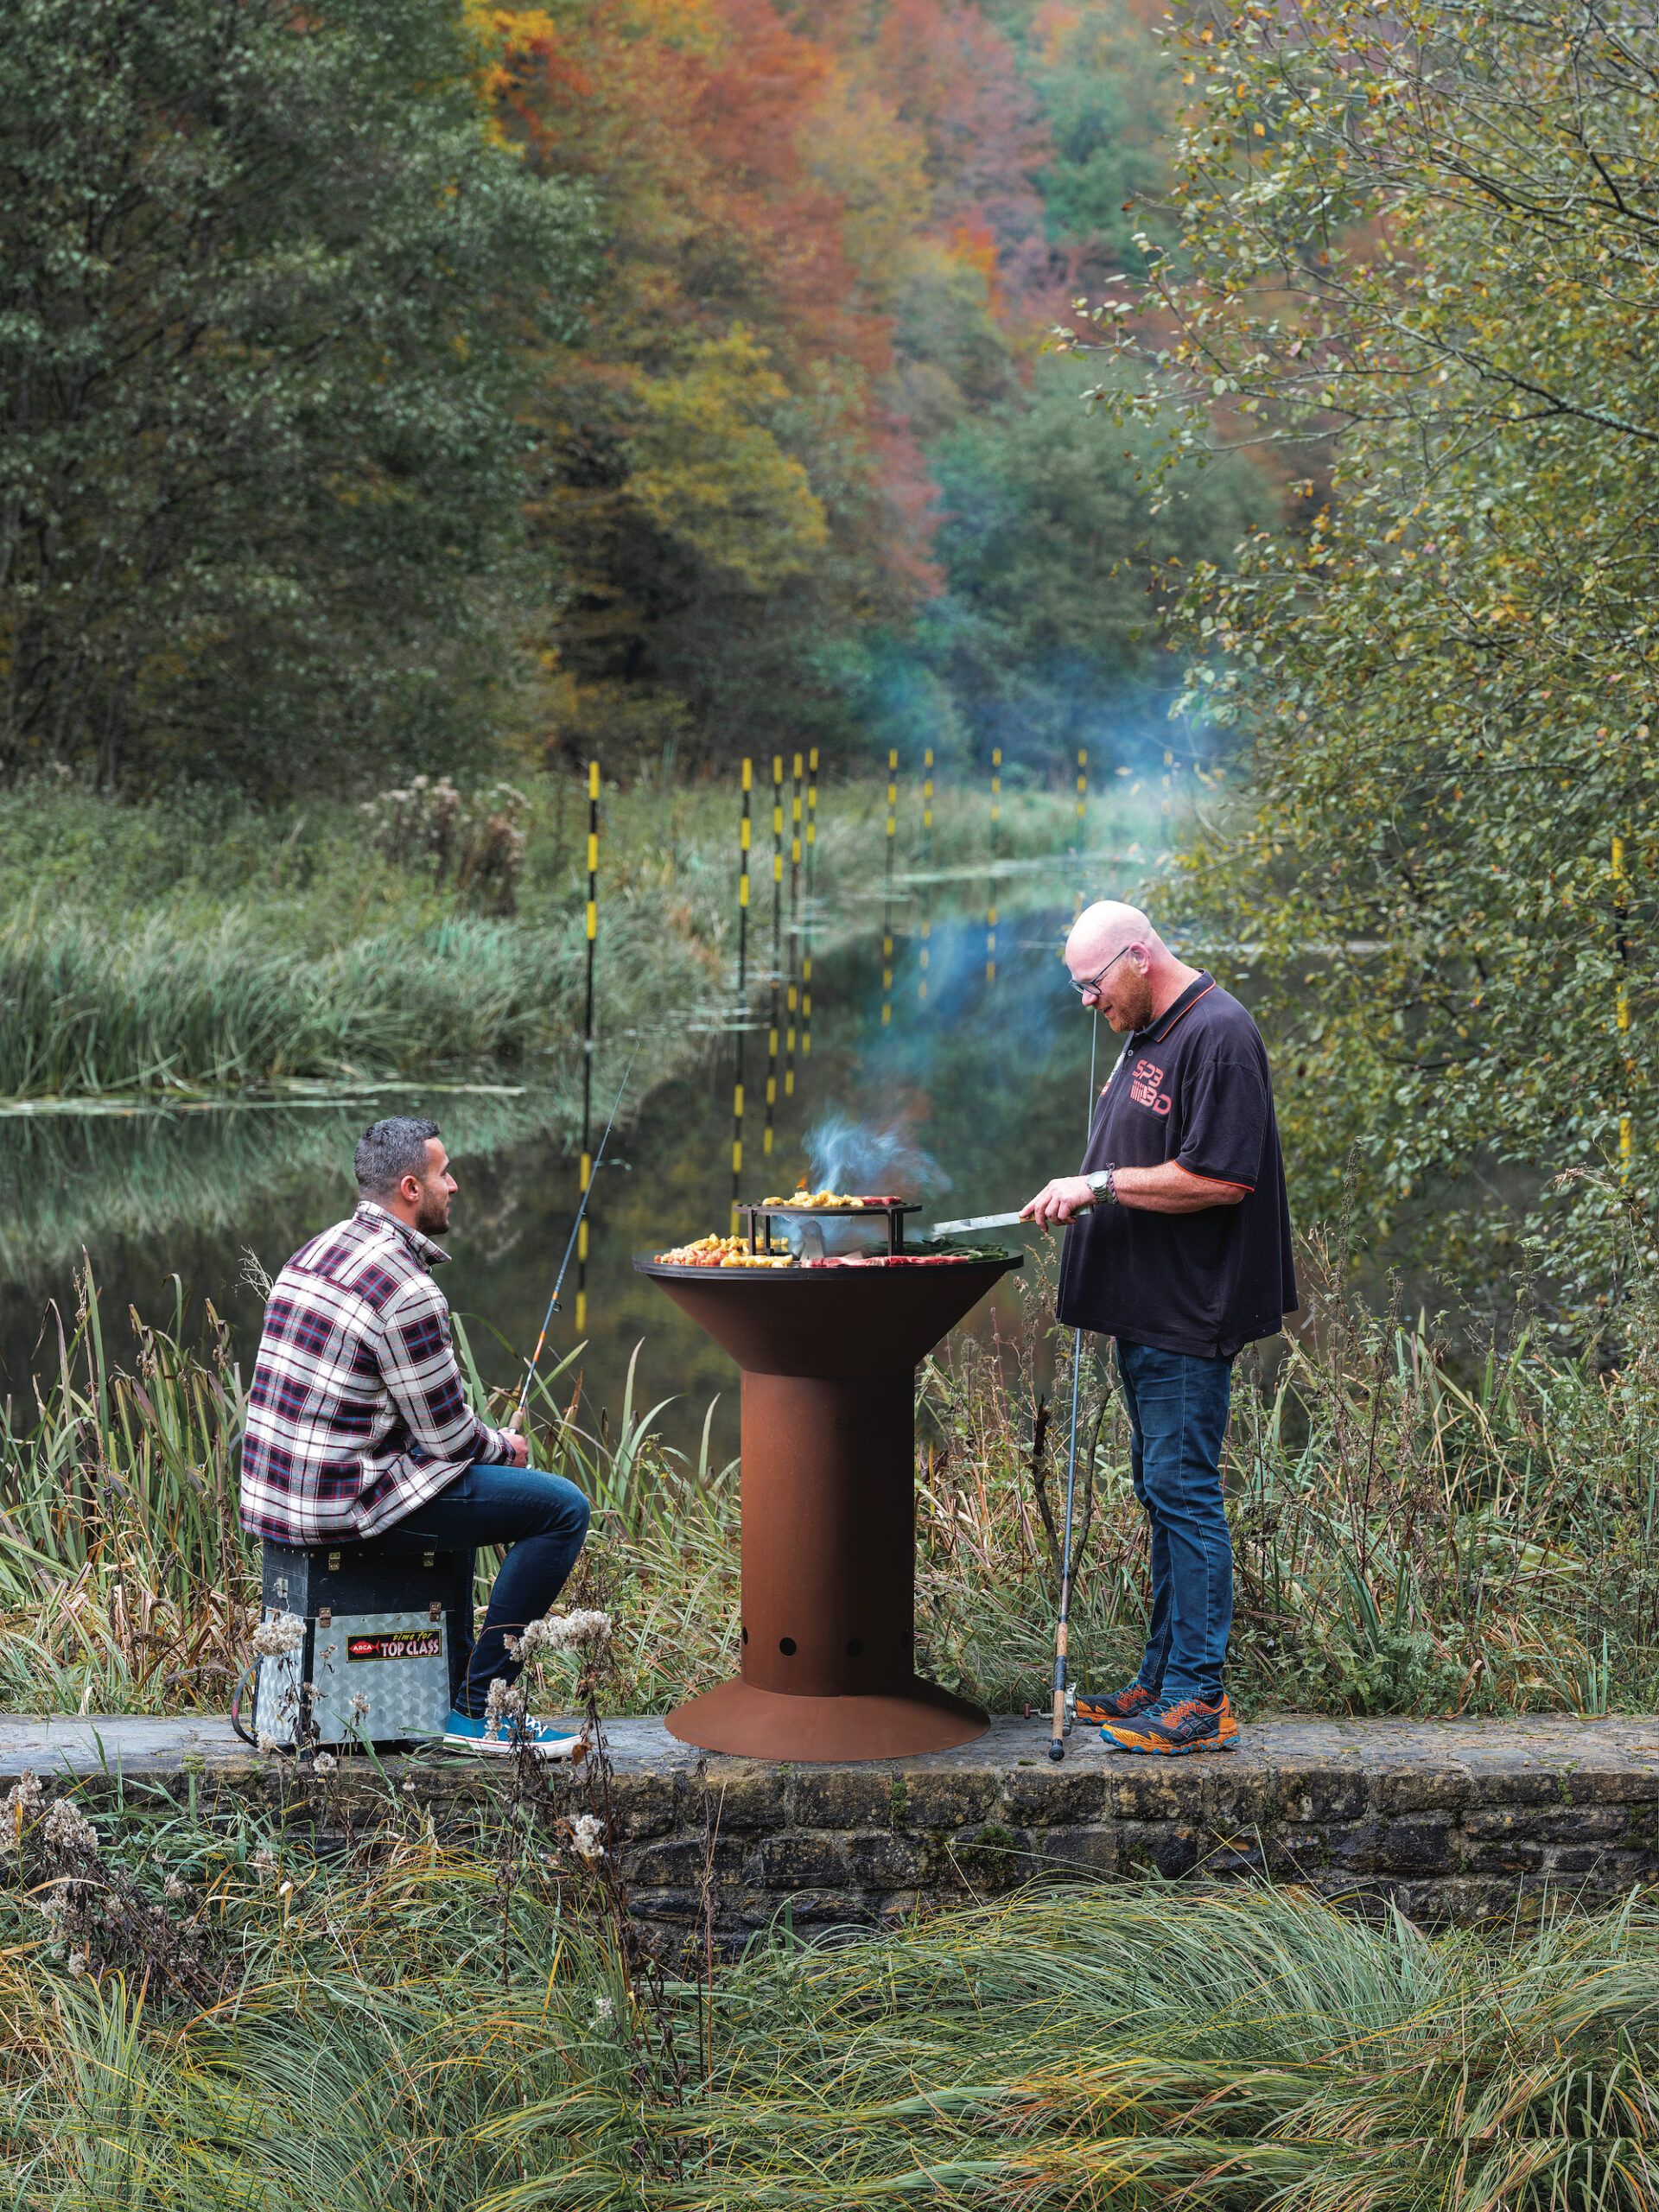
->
[5,1773,1656,2209]
[0,771,1096,1104]
[4,1241,1657,1723]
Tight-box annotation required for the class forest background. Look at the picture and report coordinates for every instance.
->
[3,0,1655,1313]
[2,0,1262,792]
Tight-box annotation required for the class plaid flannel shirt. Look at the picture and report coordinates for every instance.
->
[239,1202,512,1544]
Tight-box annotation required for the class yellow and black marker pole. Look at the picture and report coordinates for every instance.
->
[732,760,752,1229]
[918,747,933,1004]
[576,760,599,1337]
[881,747,898,1027]
[785,751,803,1100]
[764,754,783,1159]
[1615,831,1633,1172]
[986,746,1001,985]
[802,746,818,1064]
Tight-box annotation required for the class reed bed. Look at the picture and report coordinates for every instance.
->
[3,1242,1659,1722]
[0,772,1086,1103]
[4,1778,1656,2210]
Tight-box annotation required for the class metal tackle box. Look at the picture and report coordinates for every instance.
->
[251,1536,474,1751]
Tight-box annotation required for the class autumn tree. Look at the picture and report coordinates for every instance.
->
[1085,0,1659,1308]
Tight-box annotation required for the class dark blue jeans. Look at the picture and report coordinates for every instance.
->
[382,1463,591,1719]
[1115,1341,1235,1706]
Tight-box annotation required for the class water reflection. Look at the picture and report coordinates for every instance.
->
[0,894,1103,1458]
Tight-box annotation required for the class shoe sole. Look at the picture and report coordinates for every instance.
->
[1099,1727,1237,1756]
[442,1732,586,1762]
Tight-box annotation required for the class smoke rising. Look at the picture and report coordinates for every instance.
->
[804,1111,952,1199]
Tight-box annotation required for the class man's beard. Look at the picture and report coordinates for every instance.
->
[415,1192,452,1236]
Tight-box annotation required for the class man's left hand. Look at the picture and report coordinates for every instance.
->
[1020,1176,1096,1227]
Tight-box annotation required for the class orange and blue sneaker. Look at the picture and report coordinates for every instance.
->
[1099,1692,1237,1756]
[1075,1682,1159,1728]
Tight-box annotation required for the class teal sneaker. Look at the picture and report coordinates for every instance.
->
[442,1710,586,1761]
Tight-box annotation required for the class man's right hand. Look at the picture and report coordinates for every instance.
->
[1020,1176,1097,1228]
[501,1423,530,1468]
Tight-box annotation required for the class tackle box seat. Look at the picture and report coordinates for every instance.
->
[252,1535,474,1751]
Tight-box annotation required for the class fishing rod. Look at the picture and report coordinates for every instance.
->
[1050,1015,1116,1763]
[509,1046,637,1433]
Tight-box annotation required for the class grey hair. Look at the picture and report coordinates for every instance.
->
[354,1117,442,1199]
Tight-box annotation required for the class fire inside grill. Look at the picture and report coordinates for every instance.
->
[636,1189,1020,1761]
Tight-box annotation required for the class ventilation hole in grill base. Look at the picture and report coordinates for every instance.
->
[741,1624,748,1645]
[778,1637,797,1656]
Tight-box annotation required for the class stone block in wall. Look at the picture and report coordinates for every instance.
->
[779,1888,884,1929]
[1267,1760,1370,1823]
[1196,1828,1269,1879]
[1030,1823,1118,1876]
[1374,1765,1471,1815]
[1109,1769,1202,1821]
[931,1821,1034,1891]
[789,1770,899,1832]
[1460,1833,1548,1875]
[998,1766,1109,1827]
[1462,1804,1630,1845]
[1118,1821,1205,1878]
[1203,1767,1279,1824]
[1459,1763,1643,1808]
[756,1831,856,1889]
[1266,1821,1379,1878]
[1389,1874,1527,1925]
[844,1829,929,1891]
[609,1774,679,1840]
[695,1770,791,1834]
[900,1770,1001,1828]
[621,1834,751,1889]
[1526,1845,1651,1892]
[627,1885,702,1925]
[1374,1817,1457,1875]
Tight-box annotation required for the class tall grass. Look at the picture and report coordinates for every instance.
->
[4,1243,1659,1721]
[0,772,1092,1102]
[4,1781,1656,2211]
[919,1236,1659,1718]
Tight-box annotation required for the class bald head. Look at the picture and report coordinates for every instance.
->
[1065,899,1198,1033]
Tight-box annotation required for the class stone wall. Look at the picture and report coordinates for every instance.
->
[7,1711,1659,1947]
[607,1714,1659,1944]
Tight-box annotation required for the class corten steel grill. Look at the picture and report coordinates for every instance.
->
[637,1201,1020,1762]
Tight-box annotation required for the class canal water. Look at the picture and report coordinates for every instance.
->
[1,879,1125,1463]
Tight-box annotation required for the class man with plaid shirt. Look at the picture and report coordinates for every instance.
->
[241,1116,591,1755]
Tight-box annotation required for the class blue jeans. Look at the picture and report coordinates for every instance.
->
[382,1463,591,1719]
[1115,1341,1234,1706]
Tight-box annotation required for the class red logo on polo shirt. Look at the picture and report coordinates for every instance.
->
[1129,1058,1172,1115]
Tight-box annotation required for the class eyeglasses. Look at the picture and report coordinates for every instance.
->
[1072,945,1131,1002]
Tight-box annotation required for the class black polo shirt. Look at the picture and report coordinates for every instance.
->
[1057,973,1297,1359]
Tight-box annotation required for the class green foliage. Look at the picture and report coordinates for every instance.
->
[1080,0,1659,1310]
[9,1821,1657,2211]
[924,356,1271,768]
[0,0,594,791]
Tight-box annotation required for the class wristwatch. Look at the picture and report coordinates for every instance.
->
[1085,1164,1119,1205]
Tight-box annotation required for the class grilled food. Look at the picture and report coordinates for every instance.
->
[759,1191,906,1210]
[653,1235,796,1269]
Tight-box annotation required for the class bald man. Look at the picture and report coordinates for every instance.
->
[1020,901,1296,1756]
